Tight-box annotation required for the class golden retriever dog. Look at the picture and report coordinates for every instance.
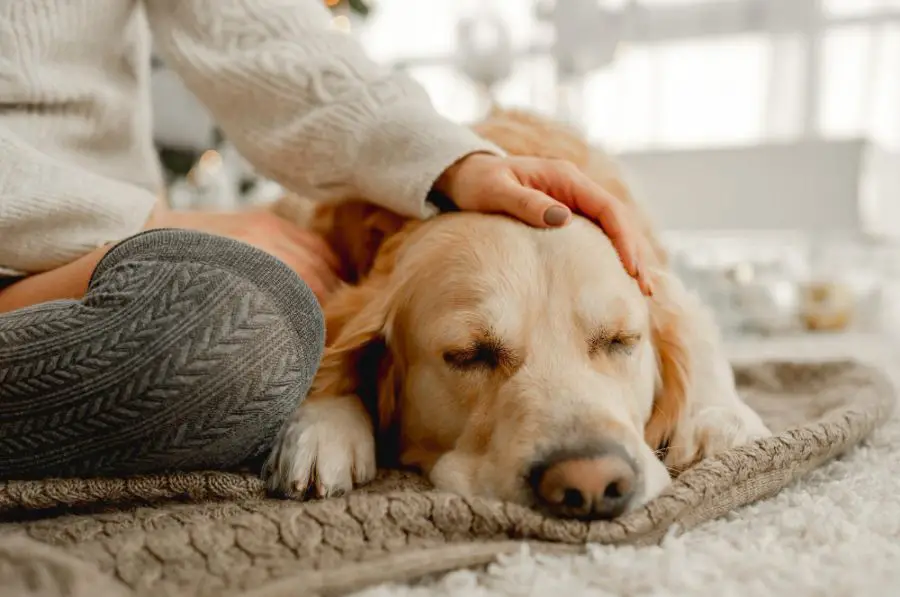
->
[262,108,771,520]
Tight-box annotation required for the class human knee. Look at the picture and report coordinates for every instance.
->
[168,266,326,469]
[0,229,328,478]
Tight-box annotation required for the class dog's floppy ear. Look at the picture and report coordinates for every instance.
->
[310,271,407,464]
[643,273,691,459]
[272,195,417,463]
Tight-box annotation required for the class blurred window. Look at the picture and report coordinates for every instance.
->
[358,0,900,150]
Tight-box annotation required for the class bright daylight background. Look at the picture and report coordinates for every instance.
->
[151,0,900,339]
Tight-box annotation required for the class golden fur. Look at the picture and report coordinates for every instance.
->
[263,109,770,517]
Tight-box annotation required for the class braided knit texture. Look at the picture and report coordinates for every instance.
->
[0,0,502,276]
[0,360,894,597]
[0,229,325,480]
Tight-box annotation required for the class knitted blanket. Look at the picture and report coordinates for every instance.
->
[0,360,894,597]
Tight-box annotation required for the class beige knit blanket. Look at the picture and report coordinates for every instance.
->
[0,360,894,597]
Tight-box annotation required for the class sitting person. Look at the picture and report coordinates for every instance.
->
[0,0,649,480]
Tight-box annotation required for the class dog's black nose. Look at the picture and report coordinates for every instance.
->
[528,442,639,520]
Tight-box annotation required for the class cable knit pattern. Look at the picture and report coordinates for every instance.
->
[0,0,502,275]
[0,229,326,479]
[0,361,894,597]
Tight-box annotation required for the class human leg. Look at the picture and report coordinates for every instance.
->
[0,229,325,479]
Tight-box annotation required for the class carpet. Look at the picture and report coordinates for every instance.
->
[0,356,894,597]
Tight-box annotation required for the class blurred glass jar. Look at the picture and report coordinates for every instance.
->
[668,234,806,338]
[727,261,803,336]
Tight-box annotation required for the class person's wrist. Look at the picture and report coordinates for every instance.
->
[0,242,114,313]
[433,152,494,203]
[434,162,459,196]
[430,157,466,214]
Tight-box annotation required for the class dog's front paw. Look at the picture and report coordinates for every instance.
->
[262,394,377,499]
[667,403,771,468]
[693,403,772,459]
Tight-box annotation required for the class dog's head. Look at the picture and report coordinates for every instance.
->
[302,110,691,520]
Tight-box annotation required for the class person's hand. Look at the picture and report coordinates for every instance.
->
[434,153,653,296]
[152,209,341,302]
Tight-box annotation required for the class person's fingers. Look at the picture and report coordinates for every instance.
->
[290,247,341,293]
[281,250,340,302]
[617,238,653,297]
[583,203,639,279]
[301,246,342,293]
[489,181,573,228]
[516,161,626,237]
[562,173,643,277]
[276,219,341,271]
[265,228,336,284]
[318,260,342,294]
[528,163,653,295]
[448,155,653,295]
[634,240,655,297]
[301,272,330,304]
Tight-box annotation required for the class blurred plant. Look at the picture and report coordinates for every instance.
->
[325,0,371,18]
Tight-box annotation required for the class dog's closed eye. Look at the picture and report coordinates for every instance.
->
[588,330,641,357]
[443,330,521,373]
[443,341,505,370]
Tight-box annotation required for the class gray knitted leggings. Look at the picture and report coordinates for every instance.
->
[0,229,325,480]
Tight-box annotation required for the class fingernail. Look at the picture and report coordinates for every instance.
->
[635,263,652,296]
[543,205,570,226]
[639,269,654,297]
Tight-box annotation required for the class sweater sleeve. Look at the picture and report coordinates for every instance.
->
[0,128,157,276]
[143,0,503,219]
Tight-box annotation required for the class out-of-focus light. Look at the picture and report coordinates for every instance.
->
[186,149,223,186]
[198,149,223,172]
[330,15,352,33]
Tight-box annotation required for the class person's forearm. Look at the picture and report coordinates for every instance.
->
[0,127,158,276]
[0,198,172,313]
[0,243,114,313]
[144,0,503,219]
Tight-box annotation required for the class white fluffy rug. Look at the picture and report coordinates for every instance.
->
[353,334,900,597]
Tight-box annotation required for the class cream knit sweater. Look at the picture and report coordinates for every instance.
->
[0,0,500,276]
